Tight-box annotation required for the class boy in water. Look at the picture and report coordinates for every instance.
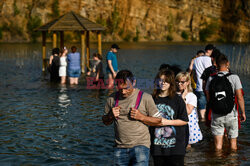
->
[106,44,120,89]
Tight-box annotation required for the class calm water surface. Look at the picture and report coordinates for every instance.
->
[0,43,249,165]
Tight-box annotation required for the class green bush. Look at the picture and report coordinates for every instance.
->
[167,13,174,33]
[107,7,120,34]
[133,36,139,42]
[181,31,189,40]
[27,16,42,42]
[166,35,173,41]
[13,0,20,16]
[5,22,23,36]
[123,34,131,42]
[118,29,124,37]
[199,21,219,42]
[96,17,107,35]
[133,28,140,42]
[96,17,107,27]
[2,23,10,31]
[217,37,226,43]
[50,0,59,18]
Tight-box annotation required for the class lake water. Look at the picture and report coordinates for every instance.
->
[0,42,249,165]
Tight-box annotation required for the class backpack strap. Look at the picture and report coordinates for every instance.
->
[225,72,232,77]
[114,90,144,109]
[114,92,119,107]
[210,72,217,77]
[135,91,144,109]
[217,72,232,77]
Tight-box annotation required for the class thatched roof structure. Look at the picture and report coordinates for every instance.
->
[36,11,105,73]
[36,11,105,31]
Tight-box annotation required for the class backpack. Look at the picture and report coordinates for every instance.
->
[114,90,144,109]
[209,72,235,115]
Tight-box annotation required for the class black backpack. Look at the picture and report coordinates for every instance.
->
[209,72,235,115]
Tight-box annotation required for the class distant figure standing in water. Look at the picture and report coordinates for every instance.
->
[59,48,68,84]
[67,46,81,85]
[87,53,104,86]
[106,44,120,89]
[49,48,61,82]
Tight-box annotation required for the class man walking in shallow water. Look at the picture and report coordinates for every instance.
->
[102,70,164,166]
[106,44,120,89]
[205,55,246,151]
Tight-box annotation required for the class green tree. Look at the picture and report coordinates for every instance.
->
[199,21,219,42]
[133,28,140,42]
[107,7,120,34]
[13,0,20,16]
[181,31,188,40]
[27,16,42,42]
[50,0,59,18]
[166,35,173,41]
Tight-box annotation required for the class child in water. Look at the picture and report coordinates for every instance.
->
[176,72,203,148]
[150,69,189,166]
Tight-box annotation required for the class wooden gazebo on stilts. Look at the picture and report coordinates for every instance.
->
[36,11,106,73]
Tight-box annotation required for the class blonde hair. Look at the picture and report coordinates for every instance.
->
[175,72,193,92]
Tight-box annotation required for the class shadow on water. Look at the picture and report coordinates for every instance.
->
[0,43,249,165]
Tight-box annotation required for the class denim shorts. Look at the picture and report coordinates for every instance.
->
[194,91,207,110]
[211,110,238,138]
[68,68,81,78]
[114,145,150,166]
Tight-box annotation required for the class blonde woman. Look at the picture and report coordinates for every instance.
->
[176,72,203,148]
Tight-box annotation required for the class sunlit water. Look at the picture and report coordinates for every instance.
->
[0,43,249,165]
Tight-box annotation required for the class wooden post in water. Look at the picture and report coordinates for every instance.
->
[97,31,102,55]
[86,31,90,70]
[81,31,86,73]
[42,31,46,71]
[53,32,57,48]
[60,31,64,49]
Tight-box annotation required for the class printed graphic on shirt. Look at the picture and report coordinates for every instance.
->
[154,104,176,148]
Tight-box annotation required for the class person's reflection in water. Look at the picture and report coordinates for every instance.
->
[58,84,71,109]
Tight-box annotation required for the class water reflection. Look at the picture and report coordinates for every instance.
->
[58,85,71,108]
[223,44,250,75]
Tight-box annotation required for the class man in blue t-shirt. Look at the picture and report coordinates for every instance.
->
[106,44,120,88]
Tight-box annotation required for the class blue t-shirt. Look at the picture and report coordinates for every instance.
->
[67,52,81,70]
[106,51,118,73]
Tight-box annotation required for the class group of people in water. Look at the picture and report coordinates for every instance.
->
[101,44,246,166]
[48,43,246,166]
[48,46,81,85]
